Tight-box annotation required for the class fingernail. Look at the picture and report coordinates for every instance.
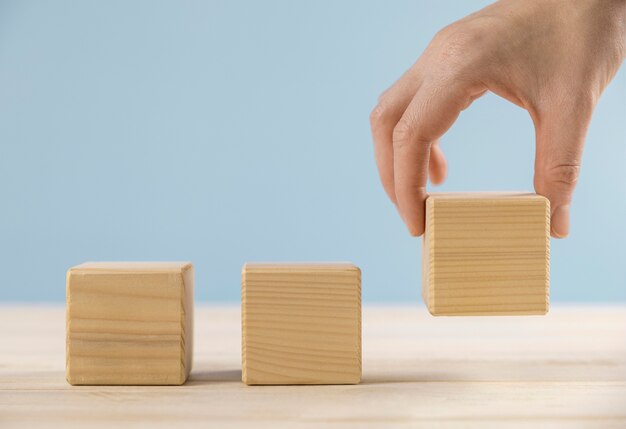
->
[405,218,423,237]
[397,210,417,236]
[551,205,570,238]
[407,224,418,237]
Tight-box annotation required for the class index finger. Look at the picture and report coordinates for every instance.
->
[393,80,477,236]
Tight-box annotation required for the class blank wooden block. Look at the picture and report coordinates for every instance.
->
[66,262,193,385]
[242,263,361,385]
[422,192,550,316]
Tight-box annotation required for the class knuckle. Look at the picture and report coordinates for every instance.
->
[542,164,581,188]
[393,114,433,150]
[392,120,414,149]
[432,24,454,44]
[443,31,476,52]
[369,102,390,129]
[435,27,480,58]
[429,22,492,79]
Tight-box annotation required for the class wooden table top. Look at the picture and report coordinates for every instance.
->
[1,305,625,428]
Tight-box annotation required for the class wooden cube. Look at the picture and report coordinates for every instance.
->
[66,262,194,385]
[422,193,550,316]
[242,263,361,385]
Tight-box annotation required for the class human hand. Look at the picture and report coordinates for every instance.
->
[370,0,625,237]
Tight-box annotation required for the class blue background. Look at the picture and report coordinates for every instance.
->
[0,1,624,302]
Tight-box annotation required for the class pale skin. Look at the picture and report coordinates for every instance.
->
[371,0,625,238]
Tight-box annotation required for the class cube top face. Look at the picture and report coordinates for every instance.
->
[66,262,193,385]
[69,261,192,273]
[242,263,361,385]
[243,262,360,273]
[423,193,550,316]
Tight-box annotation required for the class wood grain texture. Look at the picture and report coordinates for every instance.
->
[242,263,361,385]
[423,192,550,316]
[66,262,193,385]
[1,305,625,428]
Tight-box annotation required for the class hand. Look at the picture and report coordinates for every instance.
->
[370,0,625,238]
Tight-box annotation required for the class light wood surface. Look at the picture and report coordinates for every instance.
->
[66,262,194,385]
[242,263,361,385]
[1,305,625,428]
[423,192,550,316]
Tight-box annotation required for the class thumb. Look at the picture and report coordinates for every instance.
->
[532,103,592,238]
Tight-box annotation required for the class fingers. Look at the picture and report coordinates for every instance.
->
[392,116,431,236]
[428,140,447,185]
[370,67,422,205]
[393,79,482,236]
[532,102,592,238]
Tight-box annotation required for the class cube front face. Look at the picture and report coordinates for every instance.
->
[242,263,361,385]
[423,193,550,316]
[66,262,193,385]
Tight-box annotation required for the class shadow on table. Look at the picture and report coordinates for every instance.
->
[187,369,242,385]
[360,372,468,384]
[186,370,469,386]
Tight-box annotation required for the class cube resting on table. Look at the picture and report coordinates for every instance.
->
[66,262,194,385]
[422,193,550,316]
[242,263,361,385]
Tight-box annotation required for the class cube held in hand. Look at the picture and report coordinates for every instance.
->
[66,262,194,385]
[422,193,550,316]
